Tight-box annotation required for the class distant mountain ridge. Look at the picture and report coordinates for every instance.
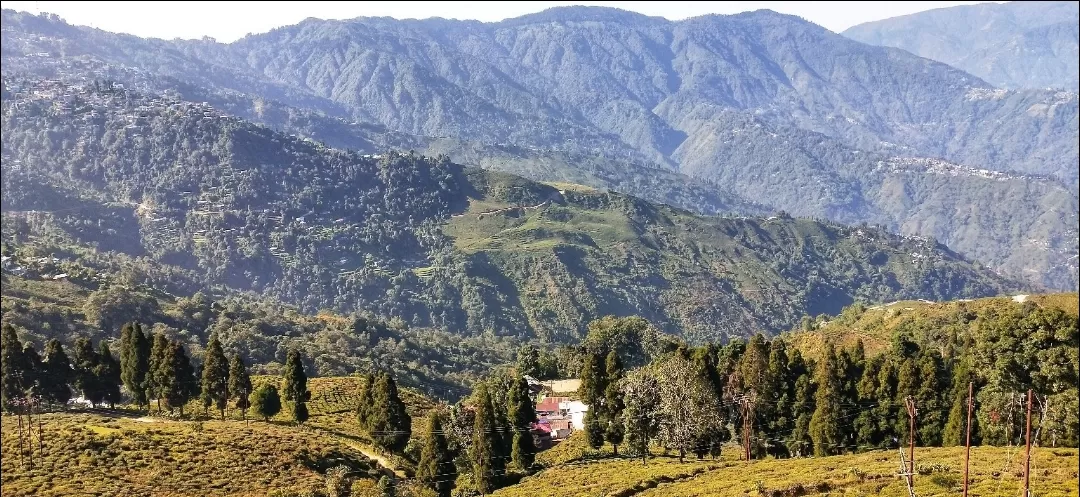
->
[1,7,1077,290]
[844,1,1080,91]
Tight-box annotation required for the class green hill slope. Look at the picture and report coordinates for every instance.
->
[1,79,1017,343]
[492,446,1079,497]
[787,292,1079,361]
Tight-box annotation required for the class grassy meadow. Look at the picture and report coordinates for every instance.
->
[500,445,1079,497]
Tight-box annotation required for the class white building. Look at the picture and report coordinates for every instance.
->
[563,400,589,430]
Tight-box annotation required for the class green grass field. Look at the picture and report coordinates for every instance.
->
[0,411,382,497]
[0,375,444,497]
[499,445,1079,497]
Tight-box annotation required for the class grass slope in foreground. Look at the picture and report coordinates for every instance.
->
[496,446,1079,497]
[0,376,438,497]
[0,411,382,497]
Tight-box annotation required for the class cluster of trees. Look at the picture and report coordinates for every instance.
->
[579,350,626,455]
[463,372,538,494]
[0,320,325,425]
[575,303,1078,463]
[357,371,411,451]
[1,323,120,410]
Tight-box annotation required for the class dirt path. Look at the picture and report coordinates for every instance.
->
[346,442,407,478]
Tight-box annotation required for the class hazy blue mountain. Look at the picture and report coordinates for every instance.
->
[844,1,1080,90]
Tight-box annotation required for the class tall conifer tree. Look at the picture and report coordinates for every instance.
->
[943,355,980,446]
[470,384,499,494]
[72,337,103,407]
[96,342,122,408]
[121,322,151,409]
[809,344,842,456]
[579,351,607,449]
[200,334,230,419]
[1,323,28,411]
[603,351,626,456]
[507,374,537,469]
[163,340,196,415]
[149,332,170,411]
[41,339,73,406]
[370,372,411,450]
[418,410,456,497]
[228,354,252,420]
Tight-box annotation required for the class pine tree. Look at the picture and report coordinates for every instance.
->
[834,344,864,453]
[507,374,537,469]
[72,337,103,407]
[163,340,196,415]
[22,343,42,399]
[292,399,309,425]
[915,349,945,446]
[809,344,842,456]
[790,373,815,457]
[200,334,230,419]
[281,348,309,403]
[469,384,498,494]
[579,351,607,449]
[578,350,607,407]
[121,322,151,409]
[875,358,900,445]
[148,332,170,411]
[584,409,605,449]
[252,383,281,421]
[1,323,28,412]
[228,355,252,420]
[357,373,375,430]
[943,355,980,446]
[417,410,456,497]
[96,342,122,408]
[281,348,310,424]
[764,340,792,458]
[854,354,884,449]
[41,339,73,406]
[516,345,541,379]
[603,351,626,456]
[370,372,411,451]
[119,322,134,391]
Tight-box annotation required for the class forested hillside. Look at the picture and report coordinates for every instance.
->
[1,8,1076,291]
[0,80,1016,343]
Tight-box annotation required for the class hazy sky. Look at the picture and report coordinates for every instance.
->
[0,1,1001,42]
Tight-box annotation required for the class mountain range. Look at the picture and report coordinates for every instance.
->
[844,1,1080,91]
[0,80,1015,343]
[0,6,1077,294]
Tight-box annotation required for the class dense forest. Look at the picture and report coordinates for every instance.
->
[1,80,1018,344]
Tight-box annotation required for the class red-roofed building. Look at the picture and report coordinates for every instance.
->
[535,396,570,415]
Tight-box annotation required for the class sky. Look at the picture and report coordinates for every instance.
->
[0,1,1001,42]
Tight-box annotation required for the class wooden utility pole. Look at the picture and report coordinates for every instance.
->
[1023,389,1033,497]
[963,382,973,497]
[898,445,917,497]
[905,396,918,489]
